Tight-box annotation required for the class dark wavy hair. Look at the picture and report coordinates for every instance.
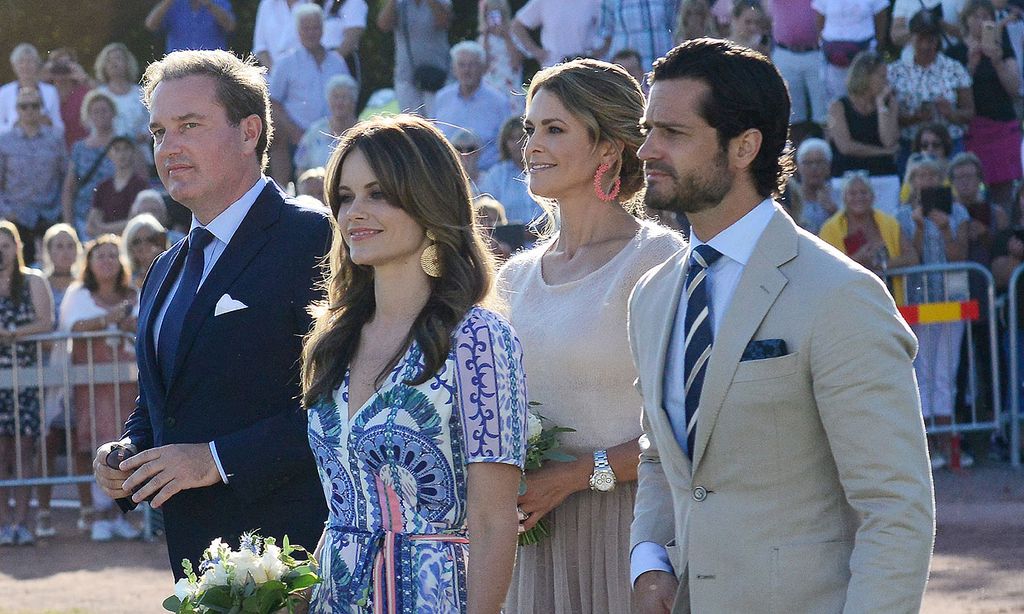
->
[301,115,495,407]
[0,222,27,310]
[650,38,794,198]
[526,58,648,212]
[81,234,131,295]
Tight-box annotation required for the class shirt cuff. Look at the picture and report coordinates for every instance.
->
[630,541,674,587]
[209,441,229,484]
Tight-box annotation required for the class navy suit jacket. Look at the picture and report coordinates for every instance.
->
[123,182,330,578]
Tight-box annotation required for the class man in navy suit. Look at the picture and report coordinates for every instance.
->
[93,49,329,578]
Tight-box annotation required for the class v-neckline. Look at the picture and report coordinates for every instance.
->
[342,341,416,421]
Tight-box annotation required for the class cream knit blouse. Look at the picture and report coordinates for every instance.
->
[497,221,685,455]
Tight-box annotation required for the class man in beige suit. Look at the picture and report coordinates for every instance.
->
[628,39,935,613]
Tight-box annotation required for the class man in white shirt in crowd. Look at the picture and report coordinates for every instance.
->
[431,41,512,173]
[510,0,601,67]
[268,3,350,185]
[0,43,63,135]
[253,0,309,69]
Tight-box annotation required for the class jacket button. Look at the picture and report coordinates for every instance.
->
[692,486,707,502]
[165,416,176,428]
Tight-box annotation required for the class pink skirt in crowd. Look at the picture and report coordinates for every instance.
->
[965,116,1023,185]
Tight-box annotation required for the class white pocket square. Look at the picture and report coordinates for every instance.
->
[214,294,248,316]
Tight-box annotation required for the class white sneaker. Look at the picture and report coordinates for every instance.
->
[91,520,114,542]
[930,453,948,471]
[110,516,141,540]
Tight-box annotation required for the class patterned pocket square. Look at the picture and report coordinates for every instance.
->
[740,338,788,361]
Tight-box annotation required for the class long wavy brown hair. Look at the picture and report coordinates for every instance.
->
[0,222,28,309]
[301,115,495,407]
[81,234,131,296]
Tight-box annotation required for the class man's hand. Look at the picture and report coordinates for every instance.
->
[632,570,678,614]
[94,440,135,499]
[120,443,222,508]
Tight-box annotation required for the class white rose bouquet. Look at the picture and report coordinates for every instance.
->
[519,406,575,546]
[164,532,320,614]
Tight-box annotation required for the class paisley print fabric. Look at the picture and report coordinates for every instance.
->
[307,307,528,613]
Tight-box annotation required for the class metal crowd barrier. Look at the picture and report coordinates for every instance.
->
[1005,263,1024,468]
[884,262,1002,447]
[0,329,154,536]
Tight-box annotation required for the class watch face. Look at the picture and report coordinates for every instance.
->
[593,471,615,491]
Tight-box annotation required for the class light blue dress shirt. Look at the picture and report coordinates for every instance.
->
[431,81,512,171]
[630,199,776,585]
[152,176,268,483]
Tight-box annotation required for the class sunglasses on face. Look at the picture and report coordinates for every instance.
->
[17,102,41,111]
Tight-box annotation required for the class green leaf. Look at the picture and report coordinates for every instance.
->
[517,519,550,546]
[200,586,235,609]
[289,573,322,590]
[162,595,182,612]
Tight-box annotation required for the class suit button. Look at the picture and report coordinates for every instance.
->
[165,416,177,428]
[692,486,707,502]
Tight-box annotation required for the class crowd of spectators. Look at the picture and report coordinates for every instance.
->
[3,0,1024,546]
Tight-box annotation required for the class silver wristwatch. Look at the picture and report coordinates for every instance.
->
[589,450,616,492]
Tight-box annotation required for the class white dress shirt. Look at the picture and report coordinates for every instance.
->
[152,176,268,483]
[630,199,776,585]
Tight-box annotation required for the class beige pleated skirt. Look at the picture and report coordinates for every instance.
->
[505,482,637,614]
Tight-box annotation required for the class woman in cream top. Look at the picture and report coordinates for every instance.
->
[498,59,684,614]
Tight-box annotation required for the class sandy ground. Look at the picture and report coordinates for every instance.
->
[0,466,1021,614]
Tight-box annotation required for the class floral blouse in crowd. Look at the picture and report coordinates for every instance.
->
[888,53,972,141]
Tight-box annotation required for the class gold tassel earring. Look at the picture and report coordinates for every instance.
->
[420,229,441,277]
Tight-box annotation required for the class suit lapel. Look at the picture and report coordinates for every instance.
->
[139,239,188,399]
[691,209,798,470]
[636,251,695,474]
[165,184,283,396]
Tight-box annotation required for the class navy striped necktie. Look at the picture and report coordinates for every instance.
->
[681,244,722,459]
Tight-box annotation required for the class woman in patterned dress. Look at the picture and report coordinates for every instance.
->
[300,115,528,613]
[0,222,56,546]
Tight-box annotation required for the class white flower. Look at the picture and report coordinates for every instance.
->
[230,549,262,588]
[258,544,288,582]
[206,538,226,558]
[197,559,230,592]
[173,578,197,602]
[527,412,543,441]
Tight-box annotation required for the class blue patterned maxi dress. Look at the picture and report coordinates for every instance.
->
[307,307,528,613]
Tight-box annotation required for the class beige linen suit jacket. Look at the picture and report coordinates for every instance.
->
[628,205,935,613]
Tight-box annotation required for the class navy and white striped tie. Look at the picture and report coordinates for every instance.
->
[681,244,722,459]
